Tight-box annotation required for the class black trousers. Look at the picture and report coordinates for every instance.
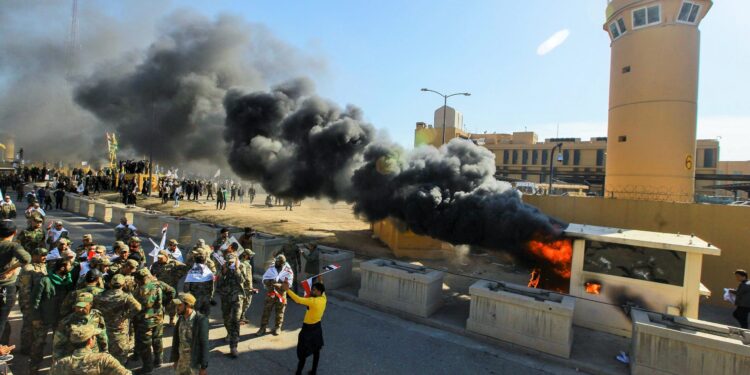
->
[734,306,750,329]
[0,284,17,345]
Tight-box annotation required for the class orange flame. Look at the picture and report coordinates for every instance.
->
[527,268,541,288]
[526,239,573,279]
[585,282,602,295]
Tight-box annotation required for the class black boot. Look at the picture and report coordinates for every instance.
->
[153,351,162,368]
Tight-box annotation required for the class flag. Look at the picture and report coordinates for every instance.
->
[271,290,286,304]
[213,169,220,179]
[148,224,169,261]
[300,264,341,297]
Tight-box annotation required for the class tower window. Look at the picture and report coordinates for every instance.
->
[618,136,627,142]
[562,150,570,165]
[609,17,627,40]
[541,150,548,165]
[503,150,509,165]
[678,1,701,24]
[532,150,538,165]
[573,150,581,166]
[633,5,661,29]
[512,150,518,165]
[522,150,528,165]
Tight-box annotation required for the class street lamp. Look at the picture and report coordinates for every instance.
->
[548,142,563,195]
[420,88,471,145]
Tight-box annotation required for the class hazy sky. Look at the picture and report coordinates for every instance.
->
[6,1,748,161]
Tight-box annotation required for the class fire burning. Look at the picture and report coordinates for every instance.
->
[526,239,573,279]
[585,281,602,295]
[527,268,541,288]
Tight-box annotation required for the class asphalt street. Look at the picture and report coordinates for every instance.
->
[5,206,585,375]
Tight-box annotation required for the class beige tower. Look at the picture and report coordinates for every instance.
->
[603,0,711,202]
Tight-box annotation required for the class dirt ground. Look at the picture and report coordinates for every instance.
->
[101,192,534,286]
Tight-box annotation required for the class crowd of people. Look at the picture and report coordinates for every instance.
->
[0,181,329,374]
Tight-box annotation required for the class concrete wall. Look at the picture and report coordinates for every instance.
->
[111,204,143,226]
[93,201,114,223]
[467,280,575,358]
[316,245,354,290]
[631,309,750,375]
[162,216,197,245]
[358,259,444,318]
[251,234,289,275]
[132,211,164,237]
[78,198,96,218]
[524,195,750,305]
[371,219,453,259]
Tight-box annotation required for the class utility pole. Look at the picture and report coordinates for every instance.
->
[420,89,471,145]
[548,143,563,195]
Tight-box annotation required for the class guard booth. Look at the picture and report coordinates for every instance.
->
[563,223,720,337]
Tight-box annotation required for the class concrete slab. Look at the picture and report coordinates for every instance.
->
[111,204,143,225]
[190,222,243,248]
[131,210,164,237]
[358,259,444,318]
[78,197,96,218]
[162,216,198,245]
[466,280,575,358]
[631,309,750,375]
[252,233,289,274]
[92,201,114,223]
[317,245,354,290]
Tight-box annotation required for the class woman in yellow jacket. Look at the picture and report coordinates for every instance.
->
[283,280,326,375]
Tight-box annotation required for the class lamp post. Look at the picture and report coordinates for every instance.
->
[420,88,471,145]
[548,142,563,195]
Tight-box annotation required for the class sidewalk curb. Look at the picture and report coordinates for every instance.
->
[327,289,618,375]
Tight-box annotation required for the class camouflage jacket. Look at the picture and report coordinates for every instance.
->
[113,226,135,243]
[53,309,108,359]
[216,262,250,300]
[185,246,216,273]
[184,279,214,300]
[50,348,131,375]
[274,244,301,273]
[18,228,45,254]
[74,243,96,258]
[0,202,15,219]
[157,280,176,309]
[94,289,141,333]
[61,286,105,318]
[150,260,189,288]
[134,279,165,326]
[18,261,48,313]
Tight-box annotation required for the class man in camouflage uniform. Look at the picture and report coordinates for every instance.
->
[150,250,188,325]
[62,269,105,317]
[94,273,142,364]
[50,324,131,375]
[185,239,214,271]
[29,259,73,374]
[17,246,48,354]
[216,253,248,358]
[114,217,137,243]
[238,247,255,325]
[183,254,214,316]
[257,254,293,336]
[109,241,131,276]
[18,215,45,254]
[129,236,147,265]
[84,255,111,288]
[0,195,16,219]
[133,268,172,374]
[170,293,209,375]
[53,292,108,360]
[75,233,96,258]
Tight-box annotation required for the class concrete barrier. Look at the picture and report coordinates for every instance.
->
[251,234,289,274]
[132,210,163,237]
[65,194,81,212]
[79,198,96,218]
[162,216,197,245]
[631,309,750,375]
[93,201,114,223]
[316,245,354,290]
[466,280,575,358]
[189,223,243,248]
[358,259,444,318]
[111,204,144,225]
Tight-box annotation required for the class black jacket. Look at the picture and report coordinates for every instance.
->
[736,280,750,308]
[170,311,209,369]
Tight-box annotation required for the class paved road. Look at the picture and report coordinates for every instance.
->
[5,207,585,375]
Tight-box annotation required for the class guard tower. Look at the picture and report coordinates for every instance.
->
[603,0,711,202]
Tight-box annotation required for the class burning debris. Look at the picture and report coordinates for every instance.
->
[223,79,567,262]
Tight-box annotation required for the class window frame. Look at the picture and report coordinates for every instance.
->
[677,1,701,25]
[609,17,627,40]
[632,3,661,30]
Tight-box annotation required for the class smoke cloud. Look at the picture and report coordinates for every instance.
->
[224,80,563,249]
[75,11,323,171]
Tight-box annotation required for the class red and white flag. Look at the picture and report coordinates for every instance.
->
[300,264,341,297]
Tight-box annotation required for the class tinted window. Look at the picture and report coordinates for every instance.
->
[583,240,685,286]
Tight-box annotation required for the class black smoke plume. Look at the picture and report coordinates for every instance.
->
[224,80,564,248]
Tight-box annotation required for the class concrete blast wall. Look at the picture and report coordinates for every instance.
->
[467,280,575,358]
[131,211,164,237]
[524,195,750,305]
[358,259,444,318]
[252,234,289,275]
[316,246,354,290]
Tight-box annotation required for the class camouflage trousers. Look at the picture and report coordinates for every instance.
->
[260,294,286,330]
[240,295,253,321]
[176,349,198,375]
[29,320,53,371]
[20,314,33,353]
[107,328,133,364]
[221,294,245,343]
[134,320,163,372]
